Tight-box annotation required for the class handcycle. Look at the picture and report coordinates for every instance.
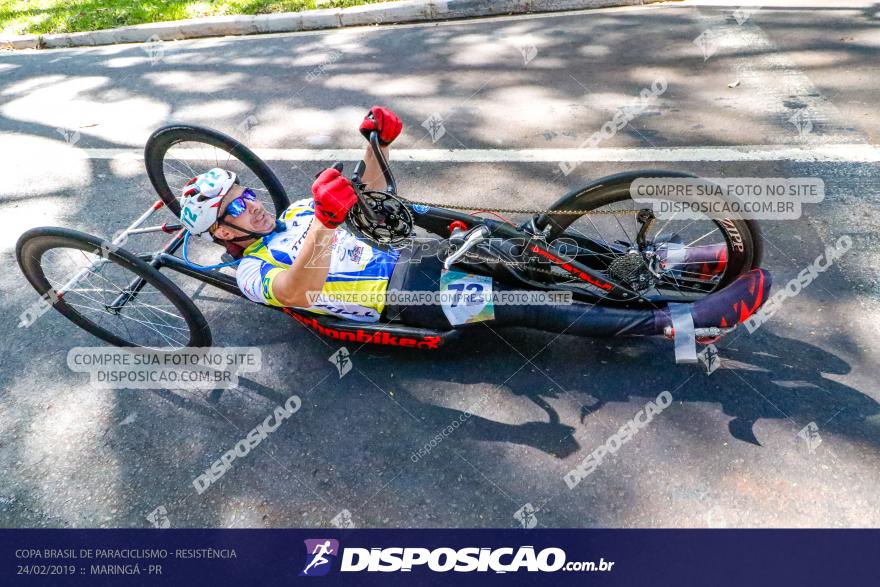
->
[16,124,766,363]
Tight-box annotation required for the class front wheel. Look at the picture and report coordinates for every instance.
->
[540,170,763,303]
[144,124,290,220]
[17,227,211,350]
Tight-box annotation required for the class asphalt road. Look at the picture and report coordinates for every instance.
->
[0,0,879,529]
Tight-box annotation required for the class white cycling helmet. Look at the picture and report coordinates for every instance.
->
[179,168,238,237]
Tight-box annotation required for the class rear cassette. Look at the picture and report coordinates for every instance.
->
[607,251,653,291]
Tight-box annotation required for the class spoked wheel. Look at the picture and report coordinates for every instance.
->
[542,171,762,304]
[17,227,211,350]
[145,124,290,220]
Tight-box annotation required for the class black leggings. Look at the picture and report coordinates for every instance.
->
[386,254,662,337]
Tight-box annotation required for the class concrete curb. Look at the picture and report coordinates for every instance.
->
[0,0,661,51]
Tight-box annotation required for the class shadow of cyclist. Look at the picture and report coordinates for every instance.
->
[361,326,878,456]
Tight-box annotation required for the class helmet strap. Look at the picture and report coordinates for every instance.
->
[216,219,286,243]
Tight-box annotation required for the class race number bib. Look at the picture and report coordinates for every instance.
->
[440,269,494,326]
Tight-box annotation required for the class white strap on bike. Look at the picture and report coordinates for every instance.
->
[668,303,698,364]
[662,242,686,278]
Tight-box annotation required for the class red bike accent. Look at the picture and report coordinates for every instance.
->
[734,268,767,323]
[693,268,770,329]
[285,309,444,349]
[697,245,728,279]
[529,245,613,291]
[448,220,468,233]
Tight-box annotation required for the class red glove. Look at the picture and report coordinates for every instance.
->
[312,168,357,229]
[359,106,403,145]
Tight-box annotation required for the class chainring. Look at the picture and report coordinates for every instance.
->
[343,190,415,252]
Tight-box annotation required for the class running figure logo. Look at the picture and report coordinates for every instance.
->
[300,539,339,577]
[698,343,721,375]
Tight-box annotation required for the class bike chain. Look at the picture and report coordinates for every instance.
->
[368,197,642,279]
[400,199,640,278]
[402,198,641,217]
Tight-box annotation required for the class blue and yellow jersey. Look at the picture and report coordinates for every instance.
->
[236,199,399,322]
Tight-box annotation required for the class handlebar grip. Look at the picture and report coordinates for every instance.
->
[368,131,396,195]
[314,163,344,179]
[350,156,378,223]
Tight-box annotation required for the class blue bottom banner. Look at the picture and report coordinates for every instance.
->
[2,529,876,585]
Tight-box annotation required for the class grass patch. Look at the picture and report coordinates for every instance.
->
[0,0,393,35]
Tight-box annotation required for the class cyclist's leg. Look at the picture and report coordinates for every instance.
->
[386,245,770,336]
[491,280,660,336]
[483,270,770,336]
[483,268,771,336]
[384,252,451,328]
[387,251,660,336]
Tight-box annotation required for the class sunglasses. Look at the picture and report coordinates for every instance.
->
[219,188,257,221]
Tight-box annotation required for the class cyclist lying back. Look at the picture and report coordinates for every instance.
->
[179,107,771,338]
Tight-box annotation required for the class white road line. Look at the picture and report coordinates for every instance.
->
[691,8,859,146]
[81,144,880,162]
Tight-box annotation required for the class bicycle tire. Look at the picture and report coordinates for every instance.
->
[541,170,762,293]
[144,124,290,218]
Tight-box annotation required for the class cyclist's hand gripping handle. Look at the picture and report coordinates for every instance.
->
[359,106,402,146]
[312,167,357,229]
